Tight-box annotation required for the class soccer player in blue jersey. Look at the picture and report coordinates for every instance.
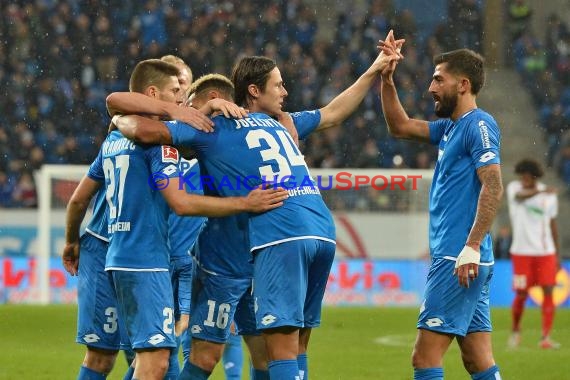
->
[379,45,504,379]
[63,175,121,380]
[112,33,402,380]
[97,59,287,380]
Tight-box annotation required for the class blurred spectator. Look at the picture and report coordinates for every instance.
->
[12,171,37,208]
[2,0,488,209]
[493,225,513,260]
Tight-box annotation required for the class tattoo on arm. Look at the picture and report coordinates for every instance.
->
[467,165,504,248]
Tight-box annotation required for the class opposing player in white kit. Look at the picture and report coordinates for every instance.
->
[507,158,560,349]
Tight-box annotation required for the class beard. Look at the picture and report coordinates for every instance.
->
[434,92,458,118]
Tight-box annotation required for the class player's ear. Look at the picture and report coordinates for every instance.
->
[458,77,470,95]
[145,85,159,98]
[247,84,259,99]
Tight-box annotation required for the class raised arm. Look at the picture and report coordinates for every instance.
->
[112,114,174,145]
[63,175,101,275]
[106,92,214,132]
[160,179,288,217]
[379,64,431,142]
[317,30,402,131]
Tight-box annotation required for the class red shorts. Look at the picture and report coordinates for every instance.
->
[511,254,557,290]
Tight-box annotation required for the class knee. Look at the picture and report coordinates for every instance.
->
[411,347,428,369]
[191,348,222,372]
[84,348,118,374]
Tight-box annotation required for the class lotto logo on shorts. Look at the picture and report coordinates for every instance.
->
[425,318,443,327]
[261,315,277,326]
[147,334,166,345]
[83,334,100,343]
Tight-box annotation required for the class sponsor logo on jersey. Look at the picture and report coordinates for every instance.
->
[148,334,166,345]
[161,146,179,164]
[479,151,496,163]
[478,121,491,149]
[191,325,202,334]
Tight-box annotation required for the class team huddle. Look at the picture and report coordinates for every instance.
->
[64,29,509,380]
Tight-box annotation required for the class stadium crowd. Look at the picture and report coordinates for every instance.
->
[1,0,488,208]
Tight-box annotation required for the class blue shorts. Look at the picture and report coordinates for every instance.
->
[170,254,193,318]
[76,233,122,350]
[110,270,176,350]
[253,239,336,330]
[189,266,254,343]
[417,258,493,337]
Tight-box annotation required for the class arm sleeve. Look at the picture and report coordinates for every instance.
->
[291,110,322,139]
[147,145,183,179]
[165,120,200,146]
[428,119,448,145]
[87,150,105,182]
[464,117,501,169]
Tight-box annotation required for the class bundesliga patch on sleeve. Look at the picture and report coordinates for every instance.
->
[161,146,179,164]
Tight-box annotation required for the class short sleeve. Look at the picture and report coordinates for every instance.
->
[291,110,322,140]
[428,119,448,145]
[147,145,181,179]
[464,117,501,169]
[166,120,200,146]
[87,150,105,182]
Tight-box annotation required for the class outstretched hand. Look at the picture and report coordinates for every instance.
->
[377,30,405,78]
[371,29,405,74]
[169,105,215,133]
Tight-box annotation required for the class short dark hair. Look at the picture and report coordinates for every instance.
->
[187,73,234,102]
[231,56,277,107]
[129,59,180,93]
[433,49,485,95]
[514,158,544,178]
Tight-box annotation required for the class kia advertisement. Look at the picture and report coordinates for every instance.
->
[1,257,569,307]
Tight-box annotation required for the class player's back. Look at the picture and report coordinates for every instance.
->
[101,130,173,270]
[167,111,335,252]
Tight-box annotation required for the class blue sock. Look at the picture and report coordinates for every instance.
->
[122,366,134,380]
[297,353,308,380]
[414,367,444,380]
[223,334,243,379]
[78,366,107,380]
[180,330,191,368]
[268,359,300,380]
[472,365,501,380]
[251,368,270,380]
[165,342,180,380]
[178,362,210,380]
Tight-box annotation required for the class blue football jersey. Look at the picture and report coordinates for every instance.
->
[96,130,180,270]
[428,108,501,263]
[193,213,251,277]
[86,158,109,242]
[168,158,206,259]
[166,111,336,252]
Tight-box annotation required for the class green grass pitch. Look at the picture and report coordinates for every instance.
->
[0,305,568,379]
